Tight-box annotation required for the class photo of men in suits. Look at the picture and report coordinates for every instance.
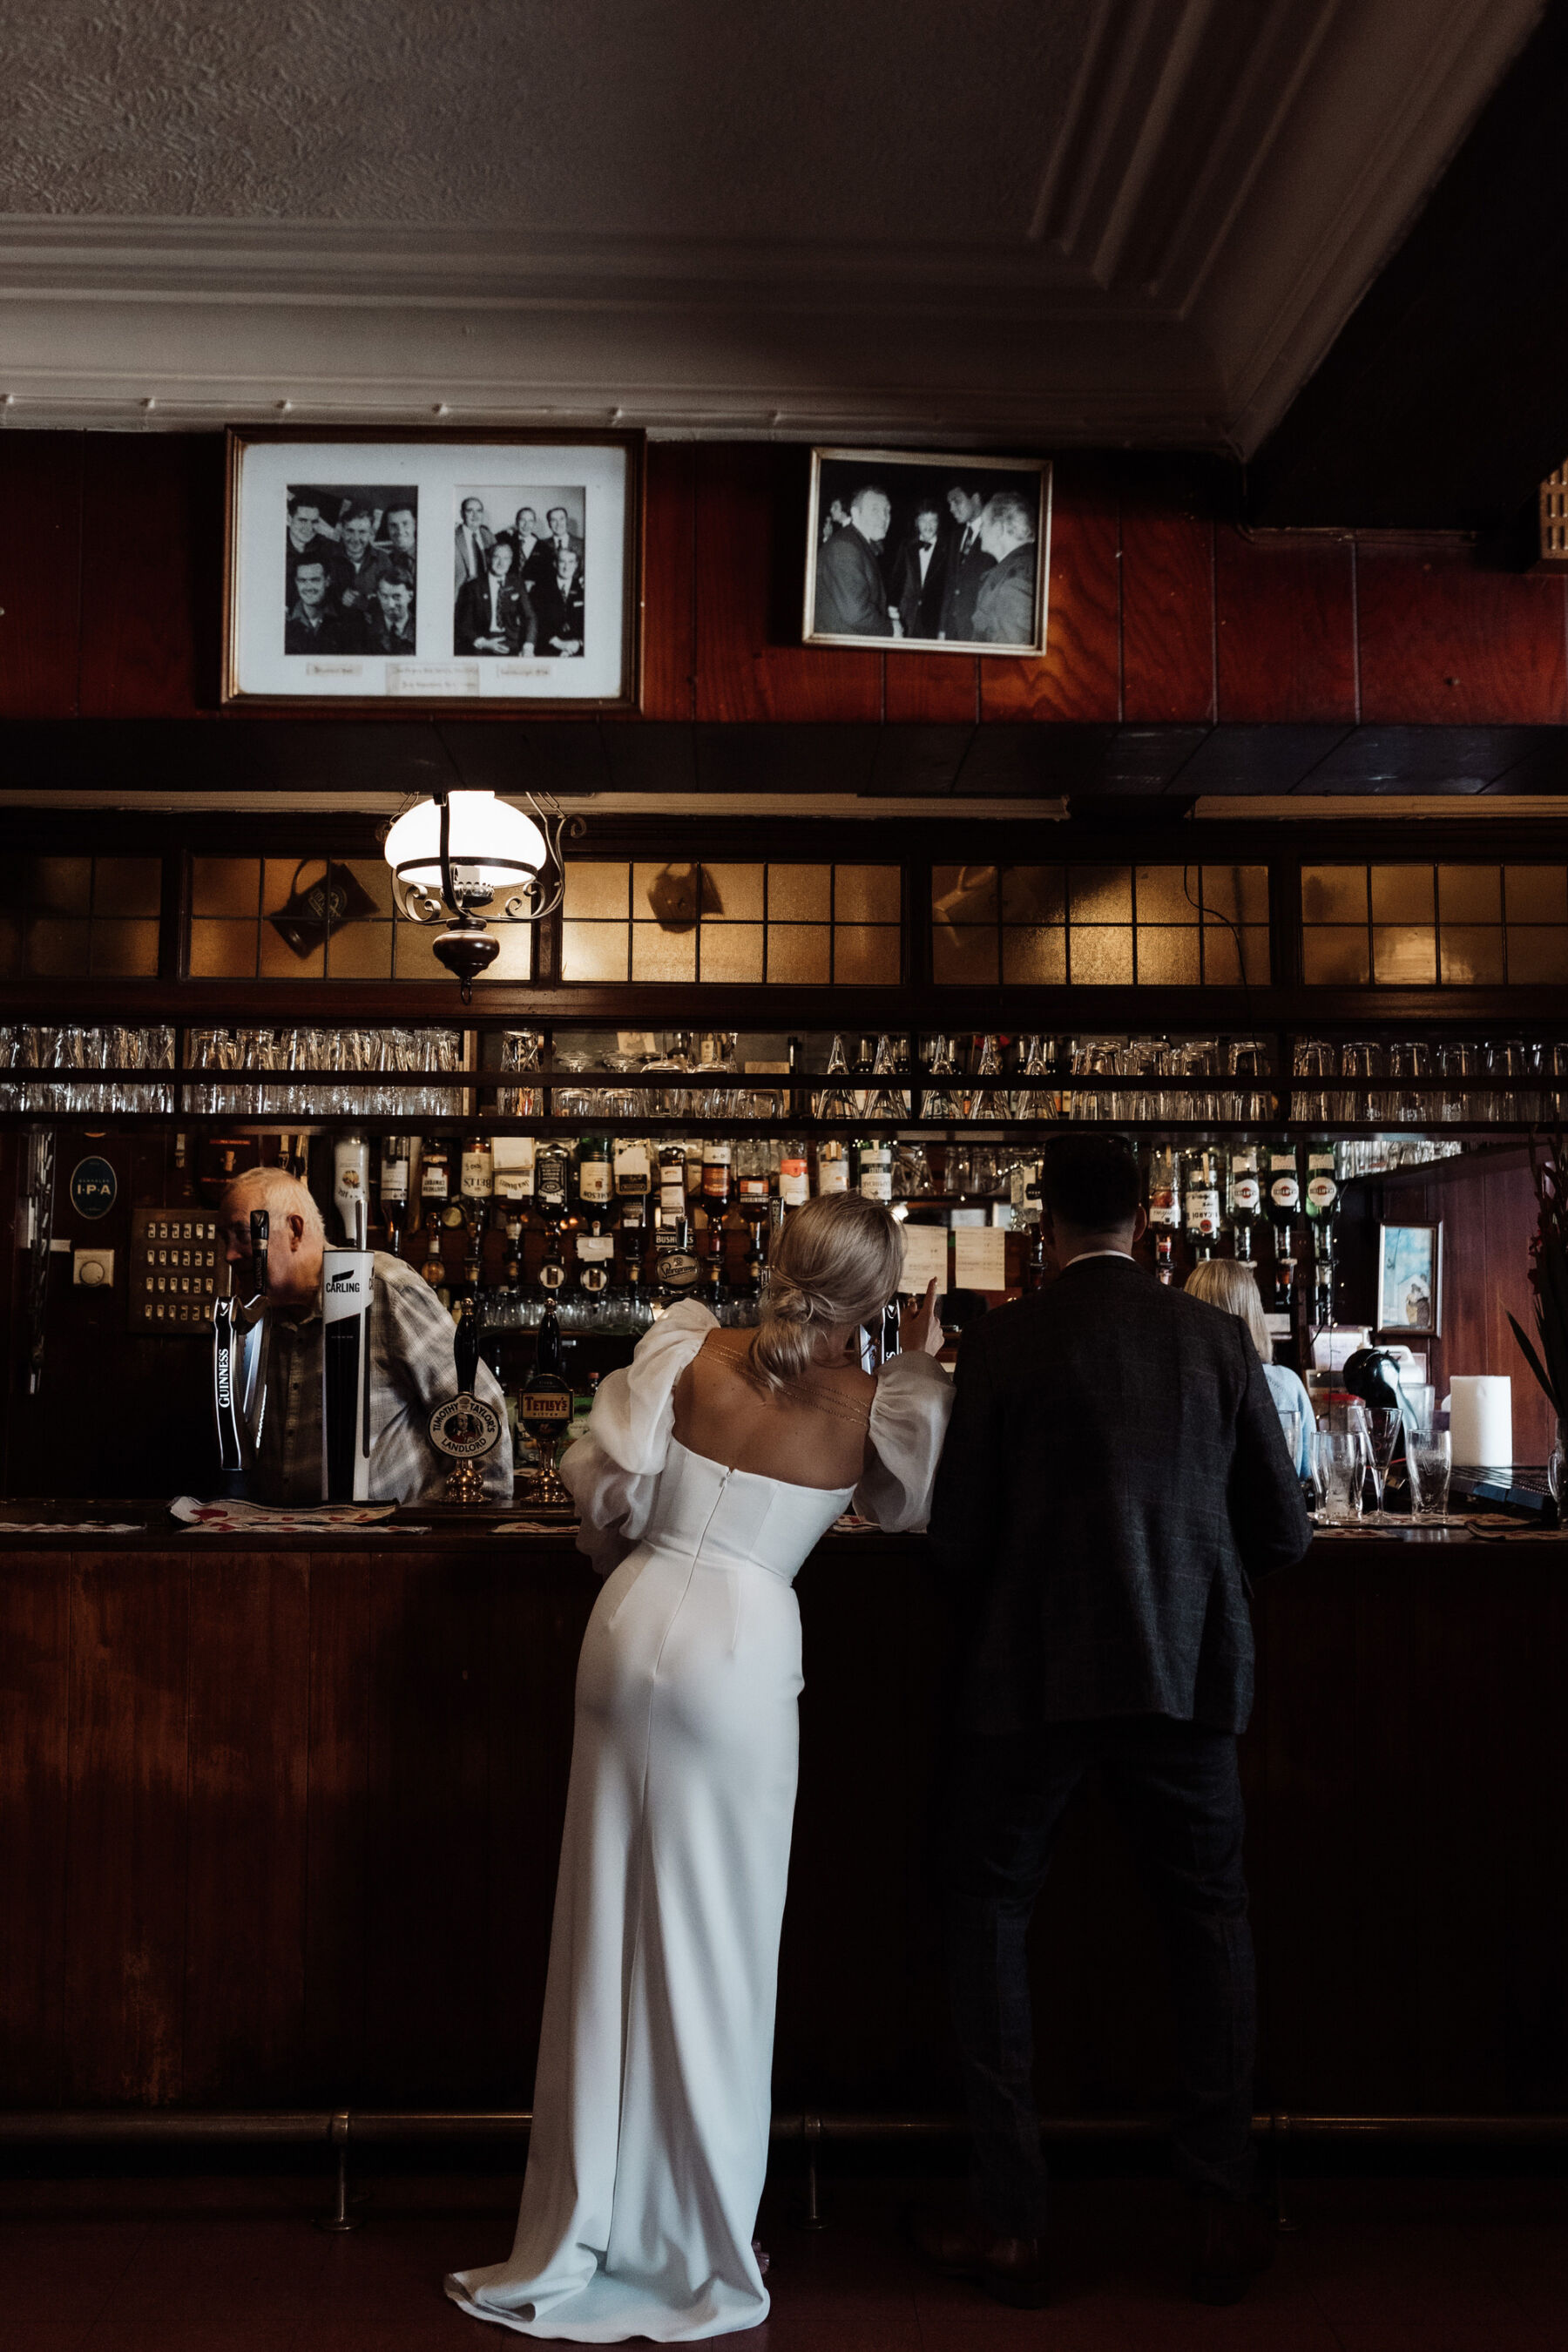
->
[354,570,417,657]
[456,539,537,656]
[535,544,586,657]
[890,504,948,639]
[970,491,1038,646]
[453,486,585,659]
[283,483,418,654]
[454,497,495,595]
[806,450,1047,656]
[812,483,896,638]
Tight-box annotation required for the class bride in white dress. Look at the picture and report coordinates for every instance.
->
[447,1195,952,2342]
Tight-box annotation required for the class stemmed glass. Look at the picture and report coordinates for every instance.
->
[1362,1406,1402,1523]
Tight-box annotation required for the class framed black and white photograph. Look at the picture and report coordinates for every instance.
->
[225,429,641,708]
[1375,1221,1443,1336]
[803,446,1051,657]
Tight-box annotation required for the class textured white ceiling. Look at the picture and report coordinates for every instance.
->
[0,0,1545,447]
[0,0,1090,238]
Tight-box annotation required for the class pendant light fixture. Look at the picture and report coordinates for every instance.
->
[382,789,582,999]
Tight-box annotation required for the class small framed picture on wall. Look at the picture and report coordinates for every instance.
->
[803,446,1051,656]
[223,428,643,709]
[1375,1221,1443,1336]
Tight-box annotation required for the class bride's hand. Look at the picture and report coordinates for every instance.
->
[898,1278,943,1357]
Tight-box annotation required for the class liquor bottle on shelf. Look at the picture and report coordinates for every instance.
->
[856,1133,894,1202]
[743,1210,768,1314]
[419,1136,451,1217]
[459,1134,494,1279]
[576,1130,612,1213]
[1146,1144,1179,1287]
[778,1138,810,1210]
[1227,1142,1261,1263]
[576,1215,614,1306]
[654,1213,701,1308]
[1182,1144,1222,1262]
[658,1141,686,1219]
[815,1137,850,1195]
[537,1221,569,1304]
[518,1296,572,1503]
[684,1138,706,1204]
[1267,1146,1301,1316]
[613,1134,652,1202]
[702,1135,733,1210]
[420,1209,449,1309]
[379,1134,418,1253]
[1305,1139,1339,1328]
[735,1137,771,1211]
[535,1140,571,1224]
[502,1213,524,1295]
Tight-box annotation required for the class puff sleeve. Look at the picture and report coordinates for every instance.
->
[852,1350,954,1532]
[558,1301,717,1575]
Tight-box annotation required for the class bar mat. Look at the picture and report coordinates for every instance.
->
[170,1495,397,1532]
[0,1521,147,1533]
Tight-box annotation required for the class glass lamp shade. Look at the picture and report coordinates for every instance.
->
[384,793,549,910]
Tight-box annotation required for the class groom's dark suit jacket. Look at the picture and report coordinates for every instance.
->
[928,1254,1311,1736]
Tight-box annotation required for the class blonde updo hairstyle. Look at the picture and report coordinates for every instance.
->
[750,1193,903,1390]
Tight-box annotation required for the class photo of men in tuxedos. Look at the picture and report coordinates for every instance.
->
[890,504,948,639]
[807,451,1047,655]
[544,504,585,571]
[456,539,537,656]
[813,484,896,637]
[454,497,495,595]
[501,506,548,598]
[938,481,996,642]
[970,491,1038,645]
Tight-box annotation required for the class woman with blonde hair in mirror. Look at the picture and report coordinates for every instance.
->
[449,1193,951,2340]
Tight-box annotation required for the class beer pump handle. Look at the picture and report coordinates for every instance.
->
[454,1295,481,1397]
[249,1210,270,1296]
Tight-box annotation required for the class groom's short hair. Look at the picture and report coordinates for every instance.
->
[1039,1132,1140,1233]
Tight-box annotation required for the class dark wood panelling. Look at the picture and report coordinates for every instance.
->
[1355,546,1568,727]
[183,1556,310,2102]
[1215,529,1358,725]
[64,1554,190,2105]
[1120,471,1214,724]
[638,439,696,722]
[0,1557,69,2102]
[303,1555,373,2094]
[0,432,84,718]
[362,1559,497,2100]
[884,652,979,725]
[7,1528,1567,2121]
[78,434,223,719]
[693,443,882,722]
[980,456,1120,722]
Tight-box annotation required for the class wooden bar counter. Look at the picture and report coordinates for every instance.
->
[3,1506,1565,2128]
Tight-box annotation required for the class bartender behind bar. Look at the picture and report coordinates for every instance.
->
[216,1166,512,1504]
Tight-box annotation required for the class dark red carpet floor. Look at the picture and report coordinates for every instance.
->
[2,2168,1564,2349]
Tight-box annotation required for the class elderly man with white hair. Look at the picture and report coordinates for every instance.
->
[215,1165,511,1506]
[970,492,1039,646]
[813,482,896,638]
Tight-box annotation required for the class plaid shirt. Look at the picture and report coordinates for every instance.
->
[254,1250,512,1505]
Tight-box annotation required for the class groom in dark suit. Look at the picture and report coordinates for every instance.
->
[918,1132,1310,2309]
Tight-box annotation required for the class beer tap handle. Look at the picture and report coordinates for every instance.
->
[249,1210,270,1300]
[454,1294,481,1397]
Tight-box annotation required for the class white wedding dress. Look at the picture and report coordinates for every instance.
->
[447,1301,951,2342]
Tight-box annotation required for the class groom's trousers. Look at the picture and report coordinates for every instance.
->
[941,1713,1256,2235]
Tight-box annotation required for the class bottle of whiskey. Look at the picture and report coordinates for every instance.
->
[420,1136,451,1216]
[1182,1144,1222,1262]
[778,1138,810,1210]
[1267,1146,1301,1315]
[576,1215,614,1306]
[535,1140,571,1223]
[1227,1142,1261,1263]
[658,1141,687,1219]
[379,1134,417,1254]
[701,1136,733,1210]
[420,1210,449,1308]
[1146,1144,1179,1286]
[654,1213,702,1308]
[576,1130,612,1213]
